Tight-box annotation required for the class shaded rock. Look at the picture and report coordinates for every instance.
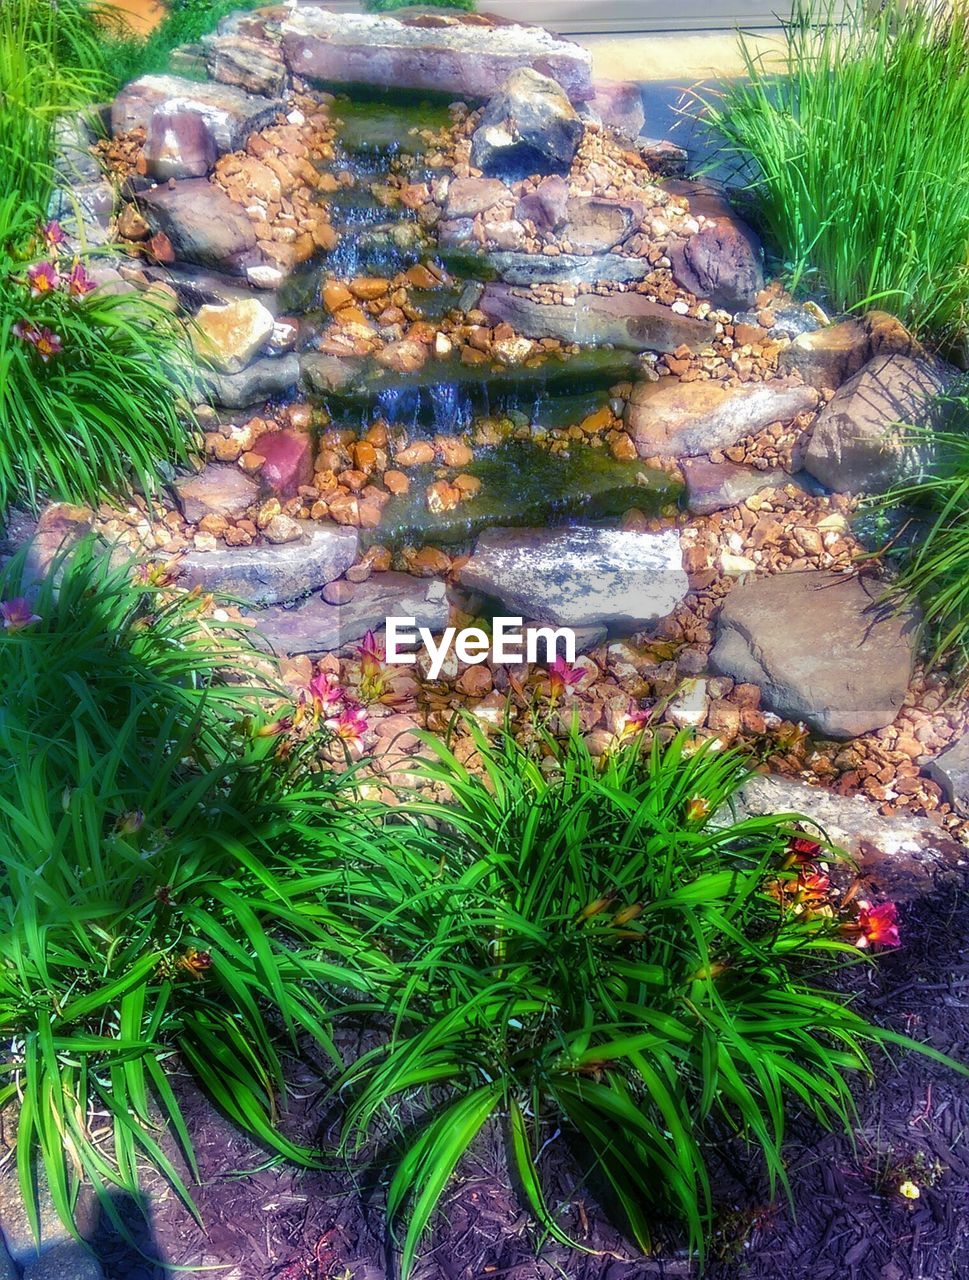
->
[459,525,688,629]
[486,251,651,286]
[299,351,360,394]
[175,521,357,604]
[801,353,949,494]
[0,1174,98,1266]
[139,180,256,274]
[926,734,969,818]
[278,7,593,103]
[23,1243,104,1280]
[256,429,313,497]
[191,297,275,373]
[710,570,919,738]
[471,68,583,179]
[251,573,448,654]
[445,176,511,218]
[681,457,794,514]
[196,353,300,408]
[479,284,714,353]
[562,195,644,254]
[626,377,818,458]
[173,465,257,524]
[720,773,967,900]
[589,79,645,139]
[666,180,763,310]
[515,174,569,230]
[112,74,282,155]
[777,318,870,390]
[144,108,218,180]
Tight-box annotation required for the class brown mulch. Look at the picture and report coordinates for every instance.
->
[94,872,969,1280]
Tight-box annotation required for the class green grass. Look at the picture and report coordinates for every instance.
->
[700,1,969,346]
[0,543,386,1241]
[877,384,969,675]
[102,0,272,85]
[365,0,475,11]
[310,717,953,1276]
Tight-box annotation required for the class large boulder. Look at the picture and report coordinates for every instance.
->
[251,573,449,655]
[560,195,644,254]
[800,353,949,493]
[139,180,257,274]
[459,525,688,629]
[112,74,283,155]
[486,251,652,286]
[144,109,217,180]
[175,522,358,605]
[626,377,818,458]
[779,312,925,392]
[681,458,793,515]
[478,284,714,353]
[278,7,593,102]
[710,570,919,738]
[471,68,584,180]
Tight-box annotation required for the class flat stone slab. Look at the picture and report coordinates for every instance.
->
[251,573,449,654]
[175,522,358,605]
[194,353,300,407]
[626,377,819,459]
[479,284,714,354]
[710,570,919,739]
[926,733,969,818]
[681,457,795,514]
[486,251,652,286]
[720,773,967,900]
[278,7,593,102]
[111,74,283,153]
[459,525,688,629]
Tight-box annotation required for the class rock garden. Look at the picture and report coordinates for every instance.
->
[3,1,969,1278]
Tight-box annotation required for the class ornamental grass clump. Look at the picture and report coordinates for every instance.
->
[321,720,958,1276]
[701,1,969,346]
[0,200,197,512]
[0,543,389,1239]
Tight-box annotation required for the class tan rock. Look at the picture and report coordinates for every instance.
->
[191,298,275,374]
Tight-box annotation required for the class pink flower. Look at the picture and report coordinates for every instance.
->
[0,597,41,630]
[309,670,344,714]
[327,703,368,747]
[32,326,62,363]
[547,655,582,700]
[851,900,900,950]
[27,261,59,297]
[67,259,95,298]
[42,220,67,251]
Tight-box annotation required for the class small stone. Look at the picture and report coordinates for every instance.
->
[261,514,302,544]
[321,578,355,605]
[191,298,275,374]
[666,678,709,728]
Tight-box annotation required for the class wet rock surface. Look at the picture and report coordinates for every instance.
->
[471,68,584,179]
[460,525,688,629]
[711,570,920,738]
